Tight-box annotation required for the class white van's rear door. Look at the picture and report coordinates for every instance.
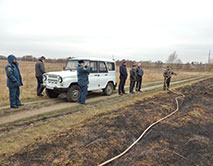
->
[98,61,109,89]
[88,61,100,90]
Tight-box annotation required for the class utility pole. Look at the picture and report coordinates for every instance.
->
[208,49,211,64]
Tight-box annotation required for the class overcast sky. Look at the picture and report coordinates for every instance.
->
[0,0,212,63]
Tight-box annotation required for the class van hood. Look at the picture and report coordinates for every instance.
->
[46,70,77,78]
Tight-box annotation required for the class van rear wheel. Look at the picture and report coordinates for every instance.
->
[46,89,59,98]
[67,85,81,102]
[103,82,114,95]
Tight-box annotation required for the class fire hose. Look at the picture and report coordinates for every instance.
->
[98,90,185,166]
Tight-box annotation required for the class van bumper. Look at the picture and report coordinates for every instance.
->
[45,86,69,93]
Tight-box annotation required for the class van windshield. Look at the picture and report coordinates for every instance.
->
[64,60,89,70]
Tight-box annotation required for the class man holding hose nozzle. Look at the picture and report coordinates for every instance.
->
[163,65,177,91]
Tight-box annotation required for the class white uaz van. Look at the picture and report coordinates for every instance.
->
[43,58,117,102]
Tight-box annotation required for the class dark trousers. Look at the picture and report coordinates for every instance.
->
[36,76,45,96]
[9,87,21,107]
[164,77,171,90]
[136,76,142,91]
[78,85,88,104]
[118,77,127,94]
[129,80,136,93]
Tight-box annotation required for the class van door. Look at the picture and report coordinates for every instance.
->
[107,62,116,86]
[88,61,100,90]
[98,61,109,89]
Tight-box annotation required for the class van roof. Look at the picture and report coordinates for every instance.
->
[70,57,115,63]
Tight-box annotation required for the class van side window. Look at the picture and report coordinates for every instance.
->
[90,61,98,73]
[99,62,108,73]
[107,62,115,71]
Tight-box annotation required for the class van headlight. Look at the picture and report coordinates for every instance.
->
[43,75,47,81]
[58,76,63,83]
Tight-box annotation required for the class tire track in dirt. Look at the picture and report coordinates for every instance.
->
[0,76,208,126]
[0,76,202,111]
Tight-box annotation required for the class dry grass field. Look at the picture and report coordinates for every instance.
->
[0,60,64,105]
[0,60,207,105]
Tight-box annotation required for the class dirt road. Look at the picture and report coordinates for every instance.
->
[0,76,208,126]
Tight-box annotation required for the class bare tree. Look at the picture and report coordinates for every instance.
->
[167,51,178,64]
[166,51,183,65]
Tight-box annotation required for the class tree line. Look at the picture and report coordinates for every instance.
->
[0,55,73,63]
[0,53,212,72]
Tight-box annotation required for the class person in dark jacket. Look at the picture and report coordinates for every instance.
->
[129,65,137,93]
[35,56,46,96]
[163,65,176,90]
[5,54,23,108]
[77,60,91,104]
[118,61,128,95]
[136,63,144,92]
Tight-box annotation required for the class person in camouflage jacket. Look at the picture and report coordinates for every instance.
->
[163,66,176,90]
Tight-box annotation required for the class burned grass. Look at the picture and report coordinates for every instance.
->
[3,79,213,166]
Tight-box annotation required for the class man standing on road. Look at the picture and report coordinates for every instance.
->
[163,65,176,90]
[136,63,144,92]
[35,56,46,96]
[118,61,128,95]
[5,54,24,109]
[77,60,90,104]
[129,65,137,93]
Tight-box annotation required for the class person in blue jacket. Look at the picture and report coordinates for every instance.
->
[77,60,91,104]
[5,55,24,108]
[118,61,128,95]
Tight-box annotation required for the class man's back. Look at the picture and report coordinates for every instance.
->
[35,60,45,77]
[130,69,137,81]
[120,64,127,78]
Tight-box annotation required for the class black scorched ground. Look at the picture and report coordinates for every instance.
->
[4,78,213,166]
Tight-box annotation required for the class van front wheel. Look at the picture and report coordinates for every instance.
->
[103,82,114,95]
[46,89,59,98]
[67,85,81,102]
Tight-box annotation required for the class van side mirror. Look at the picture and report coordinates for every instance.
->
[63,66,65,70]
